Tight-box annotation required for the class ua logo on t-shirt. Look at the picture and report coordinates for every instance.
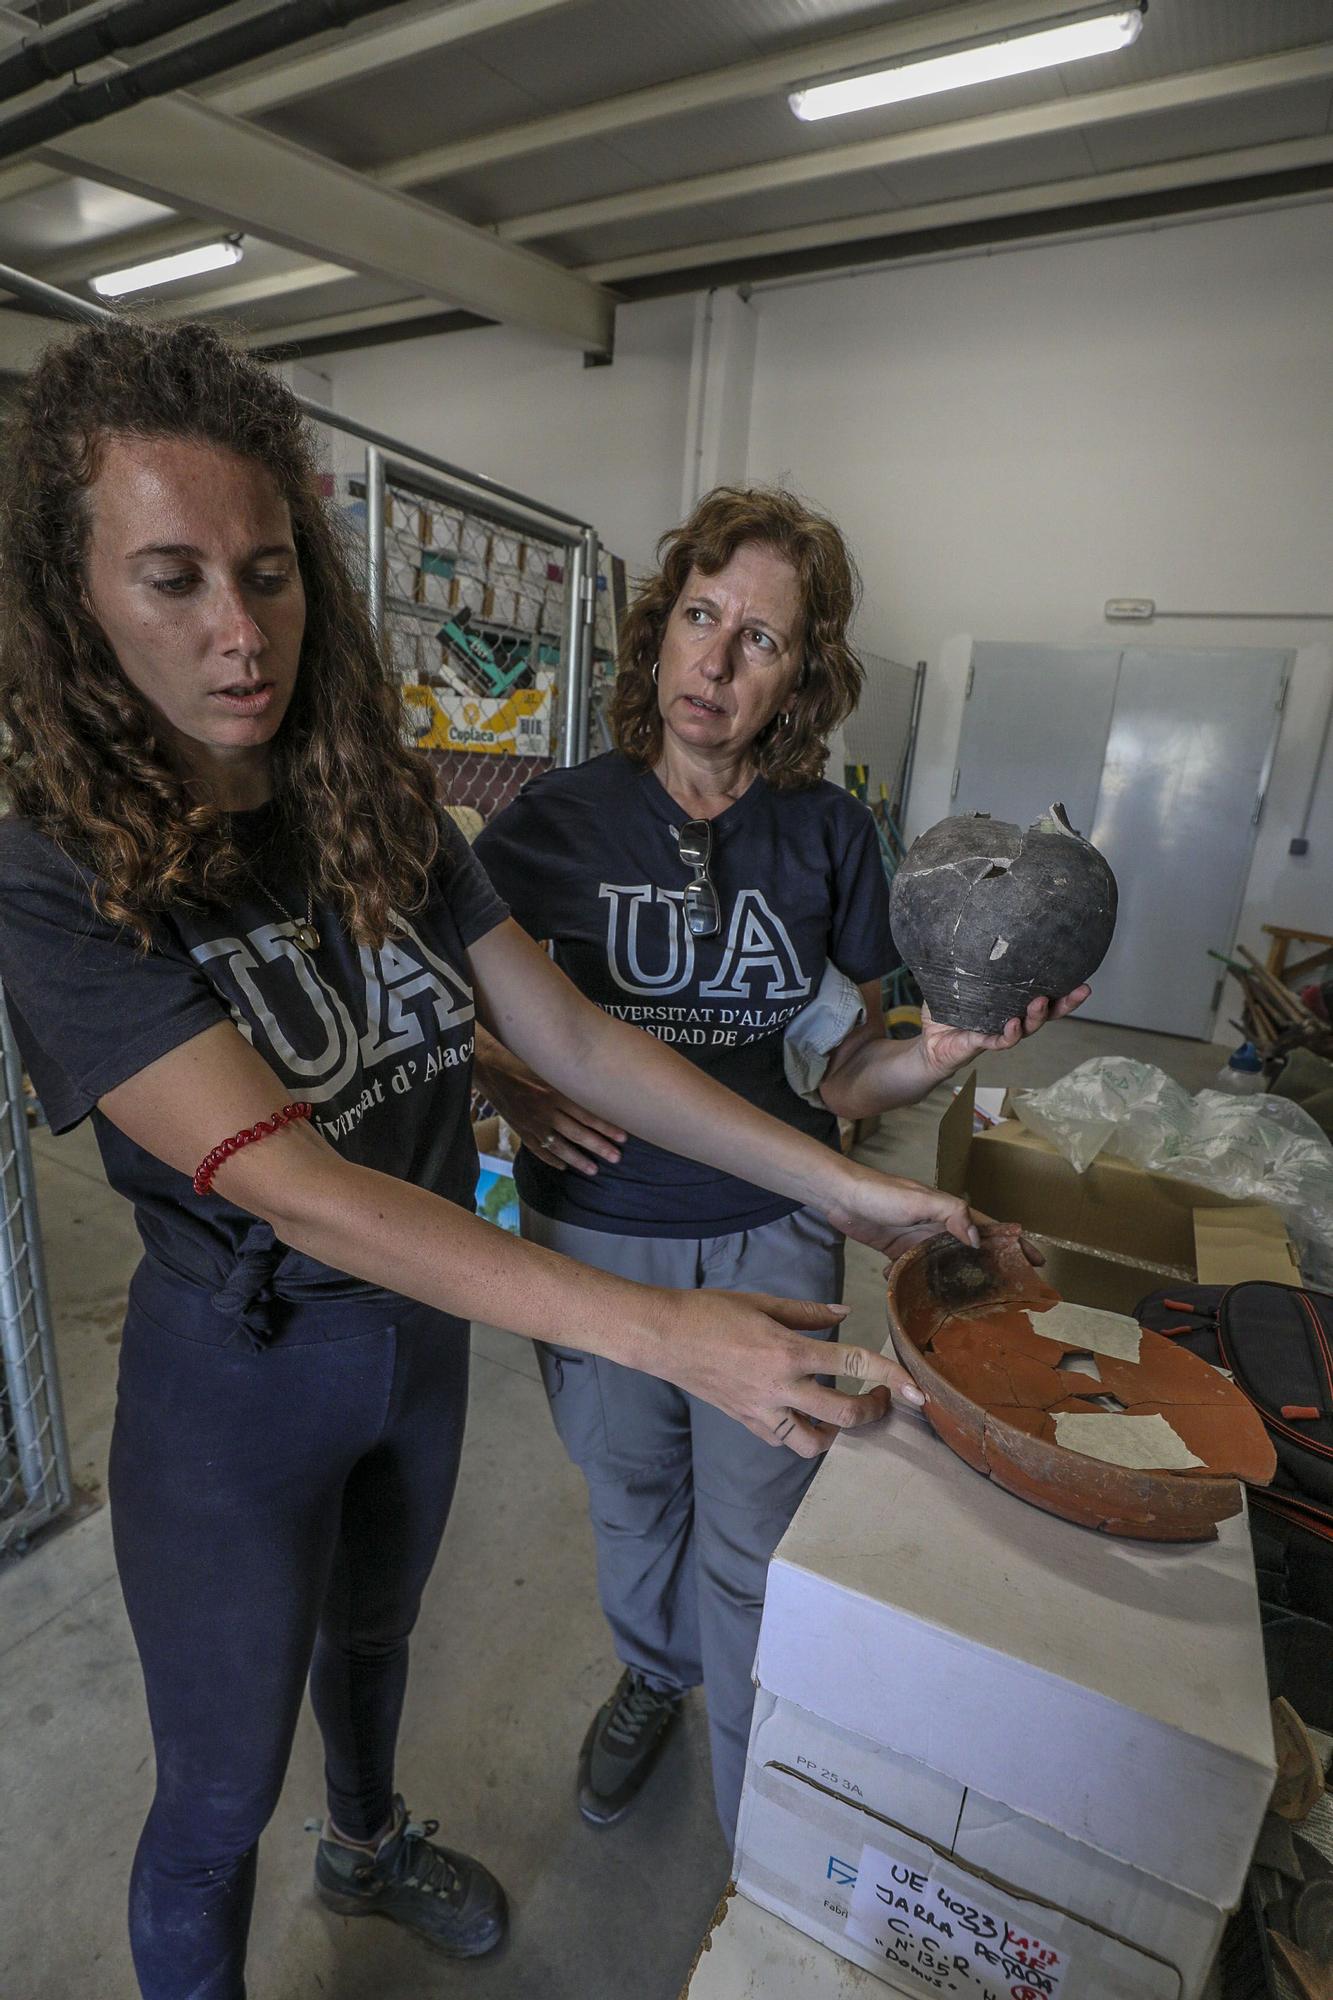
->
[599,882,811,1003]
[192,913,475,1105]
[359,920,474,1065]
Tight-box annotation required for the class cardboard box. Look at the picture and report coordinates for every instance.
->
[734,1413,1275,1999]
[738,1767,1181,1998]
[513,581,545,633]
[937,1073,1298,1313]
[415,554,456,611]
[682,1890,885,1997]
[741,1692,1228,1991]
[539,587,563,636]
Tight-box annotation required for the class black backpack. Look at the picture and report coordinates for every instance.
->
[1136,1279,1333,1726]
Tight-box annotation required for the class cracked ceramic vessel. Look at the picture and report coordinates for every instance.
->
[886,1233,1275,1541]
[889,803,1118,1033]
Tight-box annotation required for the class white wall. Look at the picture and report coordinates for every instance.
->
[743,202,1333,984]
[681,288,758,515]
[323,295,696,578]
[324,204,1332,1023]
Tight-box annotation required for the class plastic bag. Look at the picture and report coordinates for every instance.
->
[1012,1057,1333,1287]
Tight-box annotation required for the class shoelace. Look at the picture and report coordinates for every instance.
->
[604,1674,672,1751]
[390,1815,464,1903]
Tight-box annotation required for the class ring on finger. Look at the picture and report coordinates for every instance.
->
[773,1411,796,1442]
[543,1132,559,1149]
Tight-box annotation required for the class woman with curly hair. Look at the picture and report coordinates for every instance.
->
[0,326,984,2000]
[474,490,1085,1843]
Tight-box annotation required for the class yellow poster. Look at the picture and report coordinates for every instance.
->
[403,680,553,757]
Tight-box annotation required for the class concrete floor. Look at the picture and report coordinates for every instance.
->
[0,1018,1228,2000]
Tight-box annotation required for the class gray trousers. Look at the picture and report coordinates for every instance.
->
[519,1200,844,1846]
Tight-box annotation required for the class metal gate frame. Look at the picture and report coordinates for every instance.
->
[0,990,71,1554]
[0,261,602,1555]
[355,436,598,773]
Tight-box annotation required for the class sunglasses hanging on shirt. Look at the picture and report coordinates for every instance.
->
[675,819,721,939]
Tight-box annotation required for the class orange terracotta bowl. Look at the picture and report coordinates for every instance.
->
[885,1232,1276,1541]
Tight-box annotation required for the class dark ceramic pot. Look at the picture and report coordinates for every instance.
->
[889,803,1118,1033]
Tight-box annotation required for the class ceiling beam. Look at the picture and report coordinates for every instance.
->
[209,0,580,117]
[582,134,1333,285]
[187,135,1333,343]
[499,41,1333,241]
[238,142,1333,349]
[244,294,455,347]
[0,0,585,296]
[156,259,353,316]
[373,0,1055,191]
[250,303,491,359]
[38,95,613,349]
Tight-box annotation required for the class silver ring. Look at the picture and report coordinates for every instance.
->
[544,1132,559,1149]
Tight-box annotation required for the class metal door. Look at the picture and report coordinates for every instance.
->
[950,643,1290,1037]
[951,643,1121,835]
[1087,648,1289,1037]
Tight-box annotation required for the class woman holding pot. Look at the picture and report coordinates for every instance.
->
[474,487,1085,1843]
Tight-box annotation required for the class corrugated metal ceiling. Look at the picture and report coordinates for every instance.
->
[0,0,1327,354]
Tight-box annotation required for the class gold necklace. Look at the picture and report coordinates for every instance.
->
[248,871,320,953]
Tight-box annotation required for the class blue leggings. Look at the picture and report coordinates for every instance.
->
[109,1258,470,2000]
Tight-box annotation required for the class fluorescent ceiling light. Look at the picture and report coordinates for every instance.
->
[790,8,1144,121]
[91,238,244,299]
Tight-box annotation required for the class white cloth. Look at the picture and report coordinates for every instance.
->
[782,960,867,1105]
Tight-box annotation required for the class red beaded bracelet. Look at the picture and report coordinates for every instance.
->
[193,1102,313,1196]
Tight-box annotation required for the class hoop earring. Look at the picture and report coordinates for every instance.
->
[652,661,659,685]
[779,711,792,728]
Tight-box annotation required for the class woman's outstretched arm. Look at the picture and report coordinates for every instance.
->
[467,920,979,1261]
[97,1018,924,1458]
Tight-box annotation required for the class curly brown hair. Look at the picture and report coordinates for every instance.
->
[0,316,442,948]
[609,485,863,790]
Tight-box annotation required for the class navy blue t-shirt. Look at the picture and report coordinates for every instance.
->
[474,752,897,1237]
[0,807,507,1305]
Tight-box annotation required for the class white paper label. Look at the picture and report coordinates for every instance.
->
[1035,1299,1142,1366]
[848,1841,1068,1999]
[1052,1410,1205,1470]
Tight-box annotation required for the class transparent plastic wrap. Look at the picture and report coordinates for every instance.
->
[1012,1057,1333,1286]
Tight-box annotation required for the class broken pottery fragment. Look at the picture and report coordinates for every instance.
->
[886,1232,1275,1540]
[889,804,1118,1032]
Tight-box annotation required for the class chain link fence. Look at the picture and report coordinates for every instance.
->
[374,457,576,826]
[303,411,607,835]
[298,397,627,828]
[315,420,618,1151]
[0,991,70,1557]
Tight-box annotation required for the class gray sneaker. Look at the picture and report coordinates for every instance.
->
[314,1796,507,1958]
[577,1669,683,1826]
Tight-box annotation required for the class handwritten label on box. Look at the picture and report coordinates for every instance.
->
[848,1842,1068,1999]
